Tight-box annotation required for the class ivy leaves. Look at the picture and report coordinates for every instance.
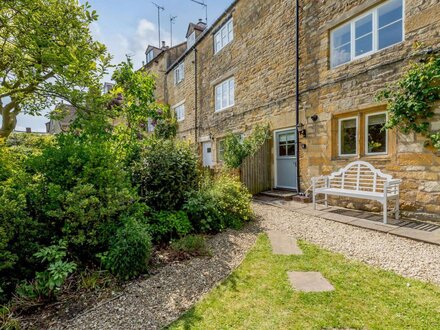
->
[377,52,440,149]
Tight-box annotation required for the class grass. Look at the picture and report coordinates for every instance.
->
[169,234,440,330]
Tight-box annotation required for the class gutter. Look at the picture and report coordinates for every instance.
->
[194,48,198,143]
[295,0,301,193]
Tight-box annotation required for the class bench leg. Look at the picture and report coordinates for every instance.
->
[395,198,400,220]
[324,194,328,208]
[383,199,388,224]
[313,192,316,210]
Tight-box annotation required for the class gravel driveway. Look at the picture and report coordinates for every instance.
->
[253,202,440,286]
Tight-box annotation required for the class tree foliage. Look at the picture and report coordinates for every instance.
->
[223,124,270,169]
[0,0,111,138]
[377,51,440,149]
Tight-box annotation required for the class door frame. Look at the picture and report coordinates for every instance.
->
[273,127,298,190]
[202,141,213,168]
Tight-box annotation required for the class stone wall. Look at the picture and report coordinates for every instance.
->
[166,52,197,142]
[196,0,297,169]
[299,0,440,219]
[145,0,440,219]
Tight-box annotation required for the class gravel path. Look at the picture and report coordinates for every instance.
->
[253,202,440,285]
[54,226,259,330]
[52,202,440,329]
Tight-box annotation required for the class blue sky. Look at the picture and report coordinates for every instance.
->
[12,0,233,132]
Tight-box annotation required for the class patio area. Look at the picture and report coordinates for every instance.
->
[255,195,440,246]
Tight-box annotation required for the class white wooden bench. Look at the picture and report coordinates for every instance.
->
[312,161,401,224]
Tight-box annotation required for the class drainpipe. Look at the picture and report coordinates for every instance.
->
[194,48,198,143]
[295,0,301,193]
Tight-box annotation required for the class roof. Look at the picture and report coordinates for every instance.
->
[166,0,239,73]
[141,42,187,71]
[186,21,207,38]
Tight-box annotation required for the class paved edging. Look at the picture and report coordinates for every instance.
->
[255,199,440,246]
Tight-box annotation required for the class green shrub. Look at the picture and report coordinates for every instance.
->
[102,218,153,280]
[170,235,210,256]
[149,211,193,242]
[184,173,253,233]
[132,138,199,211]
[16,241,77,300]
[28,133,143,259]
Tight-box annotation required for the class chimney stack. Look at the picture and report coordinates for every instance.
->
[162,41,166,49]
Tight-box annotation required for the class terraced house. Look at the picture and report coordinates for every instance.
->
[142,0,440,220]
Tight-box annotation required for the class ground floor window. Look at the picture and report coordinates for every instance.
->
[333,109,389,158]
[366,112,387,155]
[217,139,225,162]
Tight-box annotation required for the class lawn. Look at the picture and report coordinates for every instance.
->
[169,234,440,330]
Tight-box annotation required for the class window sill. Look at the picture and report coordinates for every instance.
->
[333,154,391,161]
[214,105,234,113]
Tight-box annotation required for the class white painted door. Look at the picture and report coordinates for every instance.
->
[202,142,213,167]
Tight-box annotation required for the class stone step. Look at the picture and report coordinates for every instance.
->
[288,271,335,292]
[260,190,297,201]
[267,231,303,255]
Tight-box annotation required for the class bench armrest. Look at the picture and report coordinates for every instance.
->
[388,179,401,186]
[312,176,329,189]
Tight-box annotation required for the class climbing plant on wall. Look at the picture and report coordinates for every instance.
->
[377,50,440,149]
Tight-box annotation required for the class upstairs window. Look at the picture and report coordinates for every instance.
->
[146,50,154,63]
[174,62,184,85]
[214,18,233,54]
[330,0,403,68]
[215,77,235,112]
[187,31,196,48]
[174,103,185,122]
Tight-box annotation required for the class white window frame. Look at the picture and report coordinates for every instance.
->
[187,31,196,48]
[146,50,154,63]
[173,101,185,122]
[214,18,234,54]
[338,116,359,157]
[217,139,225,163]
[147,118,155,132]
[214,77,235,112]
[365,112,388,156]
[330,0,404,68]
[174,62,184,85]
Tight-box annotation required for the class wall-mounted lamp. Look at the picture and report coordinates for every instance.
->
[209,132,214,140]
[311,114,319,122]
[299,128,307,138]
[301,143,307,149]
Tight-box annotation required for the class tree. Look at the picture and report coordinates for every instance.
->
[0,0,111,138]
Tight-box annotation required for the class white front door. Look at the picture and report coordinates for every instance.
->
[202,142,213,167]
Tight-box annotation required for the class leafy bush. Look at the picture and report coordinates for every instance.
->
[185,173,253,233]
[132,138,199,211]
[170,235,210,257]
[16,241,77,300]
[377,51,440,149]
[102,218,152,280]
[149,211,193,242]
[28,133,144,259]
[223,124,270,169]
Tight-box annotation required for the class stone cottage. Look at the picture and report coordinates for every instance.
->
[142,0,440,220]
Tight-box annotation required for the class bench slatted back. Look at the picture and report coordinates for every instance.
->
[328,161,392,193]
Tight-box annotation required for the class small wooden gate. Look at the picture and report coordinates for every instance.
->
[241,139,272,194]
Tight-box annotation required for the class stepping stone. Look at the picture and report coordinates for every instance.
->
[267,231,303,255]
[288,272,335,292]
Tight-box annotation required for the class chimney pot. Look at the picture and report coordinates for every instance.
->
[162,41,166,48]
[26,127,32,133]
